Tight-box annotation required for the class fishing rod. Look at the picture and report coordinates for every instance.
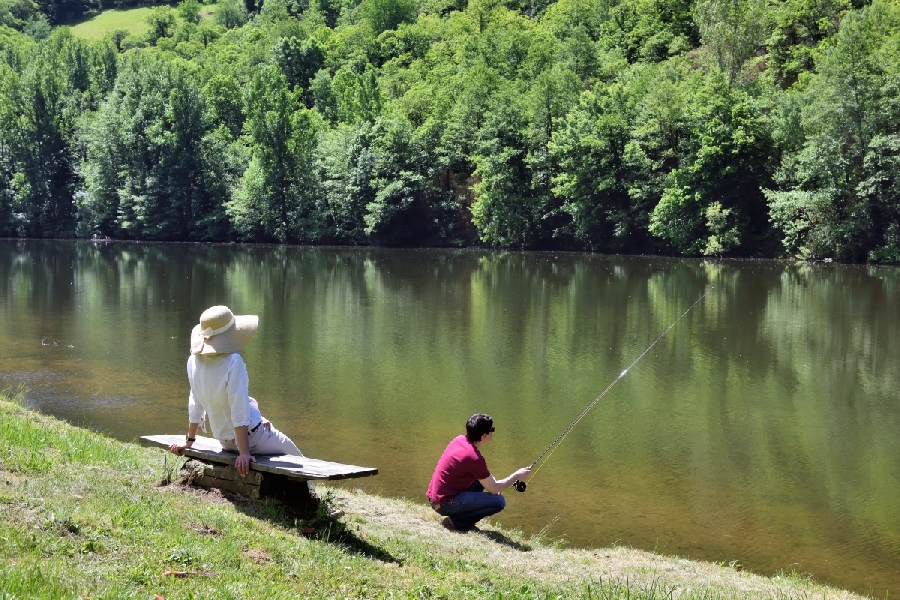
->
[513,286,714,493]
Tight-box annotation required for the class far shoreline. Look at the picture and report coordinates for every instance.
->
[2,236,892,267]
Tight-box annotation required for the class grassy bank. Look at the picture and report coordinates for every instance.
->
[0,395,865,599]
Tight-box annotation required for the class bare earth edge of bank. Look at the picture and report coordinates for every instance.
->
[0,396,865,599]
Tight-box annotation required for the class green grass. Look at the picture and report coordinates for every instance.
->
[66,4,219,39]
[66,7,156,39]
[0,394,867,599]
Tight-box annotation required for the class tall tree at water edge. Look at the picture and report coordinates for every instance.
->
[549,70,649,252]
[0,57,18,236]
[228,64,322,243]
[469,7,581,248]
[648,71,774,256]
[80,50,231,240]
[0,29,114,238]
[765,0,900,261]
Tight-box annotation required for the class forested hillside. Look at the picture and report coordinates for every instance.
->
[1,0,899,260]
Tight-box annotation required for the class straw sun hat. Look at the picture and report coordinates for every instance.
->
[190,306,259,355]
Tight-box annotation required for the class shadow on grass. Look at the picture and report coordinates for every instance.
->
[289,499,400,565]
[475,528,533,552]
[167,460,399,564]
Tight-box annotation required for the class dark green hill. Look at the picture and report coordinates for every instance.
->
[1,0,898,261]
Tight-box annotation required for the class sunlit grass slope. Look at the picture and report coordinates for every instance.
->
[67,4,218,39]
[0,394,866,599]
[67,7,155,39]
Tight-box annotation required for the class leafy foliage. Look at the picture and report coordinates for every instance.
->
[228,64,321,243]
[79,49,232,240]
[2,0,898,260]
[766,0,900,261]
[214,0,248,29]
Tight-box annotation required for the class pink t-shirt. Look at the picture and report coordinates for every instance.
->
[426,435,491,505]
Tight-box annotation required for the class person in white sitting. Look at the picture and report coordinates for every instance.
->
[168,305,303,476]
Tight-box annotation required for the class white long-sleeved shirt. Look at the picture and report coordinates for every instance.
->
[187,353,262,442]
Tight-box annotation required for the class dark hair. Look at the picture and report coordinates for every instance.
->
[466,413,493,443]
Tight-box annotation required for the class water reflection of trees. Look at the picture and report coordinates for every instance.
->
[755,263,900,555]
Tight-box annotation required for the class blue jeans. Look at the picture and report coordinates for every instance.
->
[433,481,506,530]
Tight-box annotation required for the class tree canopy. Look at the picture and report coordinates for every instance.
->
[1,0,898,260]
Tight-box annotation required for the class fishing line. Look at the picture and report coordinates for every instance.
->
[513,286,714,493]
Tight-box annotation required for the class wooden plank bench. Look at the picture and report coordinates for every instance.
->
[140,434,377,505]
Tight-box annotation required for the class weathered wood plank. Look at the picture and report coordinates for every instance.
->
[139,434,378,481]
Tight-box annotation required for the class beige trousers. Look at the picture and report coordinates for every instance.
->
[220,421,303,456]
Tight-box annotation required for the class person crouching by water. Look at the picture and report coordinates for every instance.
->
[168,306,303,476]
[427,413,531,532]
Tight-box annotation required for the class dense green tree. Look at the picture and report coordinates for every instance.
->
[0,0,39,30]
[0,31,113,241]
[332,65,382,123]
[2,30,84,237]
[0,0,896,260]
[324,22,379,73]
[364,114,462,244]
[307,0,341,27]
[145,7,176,44]
[358,0,417,35]
[766,0,900,260]
[433,65,500,177]
[22,14,50,39]
[214,0,248,29]
[177,0,201,24]
[541,0,614,39]
[694,0,767,85]
[0,62,17,236]
[80,50,230,240]
[649,69,774,255]
[37,0,96,24]
[600,0,698,63]
[204,73,245,138]
[309,68,338,122]
[764,0,848,89]
[273,35,325,104]
[521,66,580,238]
[228,64,322,242]
[316,123,375,242]
[550,80,645,250]
[470,88,541,247]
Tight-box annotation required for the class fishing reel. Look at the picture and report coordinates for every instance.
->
[513,479,527,492]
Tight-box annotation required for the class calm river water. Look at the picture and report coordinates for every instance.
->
[1,240,898,596]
